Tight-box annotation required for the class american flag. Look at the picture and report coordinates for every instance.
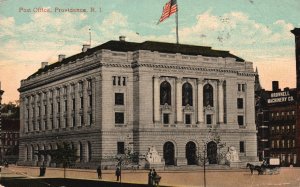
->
[158,0,177,24]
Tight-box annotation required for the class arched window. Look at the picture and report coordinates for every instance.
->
[186,141,197,165]
[182,82,193,106]
[203,84,213,107]
[160,81,171,105]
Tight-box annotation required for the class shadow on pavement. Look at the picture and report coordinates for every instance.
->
[0,177,167,187]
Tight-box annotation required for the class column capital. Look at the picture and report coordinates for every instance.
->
[218,79,225,85]
[197,78,205,85]
[176,77,184,84]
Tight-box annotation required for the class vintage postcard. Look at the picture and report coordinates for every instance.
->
[0,0,299,187]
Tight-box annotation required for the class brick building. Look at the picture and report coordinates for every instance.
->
[18,38,258,168]
[256,81,297,166]
[291,28,300,166]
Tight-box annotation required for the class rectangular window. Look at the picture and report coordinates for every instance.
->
[115,112,124,124]
[115,93,124,105]
[72,116,75,127]
[117,142,125,154]
[51,103,53,114]
[237,98,243,109]
[80,97,83,109]
[206,115,212,124]
[89,95,92,107]
[57,118,60,128]
[123,77,126,86]
[185,114,191,124]
[163,113,169,124]
[238,115,244,126]
[118,76,121,86]
[51,119,54,129]
[64,100,67,112]
[72,98,75,111]
[113,76,116,86]
[57,102,60,113]
[65,117,67,128]
[242,84,246,91]
[80,115,83,126]
[238,84,241,91]
[89,113,92,125]
[240,141,245,153]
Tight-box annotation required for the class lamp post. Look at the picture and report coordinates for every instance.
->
[0,81,4,162]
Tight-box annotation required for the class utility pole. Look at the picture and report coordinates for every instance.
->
[0,82,4,162]
[203,143,207,187]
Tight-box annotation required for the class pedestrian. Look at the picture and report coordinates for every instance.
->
[115,167,121,181]
[152,169,160,186]
[148,169,153,186]
[97,165,102,179]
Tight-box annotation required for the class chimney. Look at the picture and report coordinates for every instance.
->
[82,44,91,52]
[272,81,279,91]
[58,54,66,62]
[41,62,48,68]
[291,28,300,90]
[119,36,126,42]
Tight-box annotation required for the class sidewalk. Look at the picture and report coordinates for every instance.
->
[5,165,300,187]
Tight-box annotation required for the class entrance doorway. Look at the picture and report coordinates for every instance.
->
[186,141,197,165]
[207,141,217,164]
[163,142,175,165]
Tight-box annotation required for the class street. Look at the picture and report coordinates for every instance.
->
[1,165,300,187]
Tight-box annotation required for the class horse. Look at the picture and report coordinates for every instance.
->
[246,163,264,175]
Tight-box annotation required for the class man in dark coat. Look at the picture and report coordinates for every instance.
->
[115,167,121,181]
[97,165,102,179]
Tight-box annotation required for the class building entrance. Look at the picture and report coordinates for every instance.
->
[163,142,175,165]
[186,141,197,165]
[207,141,217,164]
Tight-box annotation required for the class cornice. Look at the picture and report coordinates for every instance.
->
[19,62,101,92]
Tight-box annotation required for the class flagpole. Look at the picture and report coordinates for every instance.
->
[175,2,179,44]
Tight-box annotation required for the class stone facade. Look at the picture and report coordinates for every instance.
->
[18,40,257,168]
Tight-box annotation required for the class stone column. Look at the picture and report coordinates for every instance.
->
[176,77,183,123]
[218,80,224,124]
[83,80,88,126]
[197,79,204,124]
[46,90,51,130]
[153,76,160,122]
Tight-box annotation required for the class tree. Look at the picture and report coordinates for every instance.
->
[35,142,78,178]
[197,127,227,187]
[197,127,227,165]
[0,101,20,119]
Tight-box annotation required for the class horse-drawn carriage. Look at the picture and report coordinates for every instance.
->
[247,158,280,175]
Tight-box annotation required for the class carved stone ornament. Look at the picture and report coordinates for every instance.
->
[145,146,162,164]
[162,103,171,110]
[204,105,214,112]
[184,104,194,112]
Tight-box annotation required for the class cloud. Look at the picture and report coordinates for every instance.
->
[0,10,297,102]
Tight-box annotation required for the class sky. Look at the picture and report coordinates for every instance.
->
[0,0,299,103]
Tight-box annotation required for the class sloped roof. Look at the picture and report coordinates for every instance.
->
[28,40,245,79]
